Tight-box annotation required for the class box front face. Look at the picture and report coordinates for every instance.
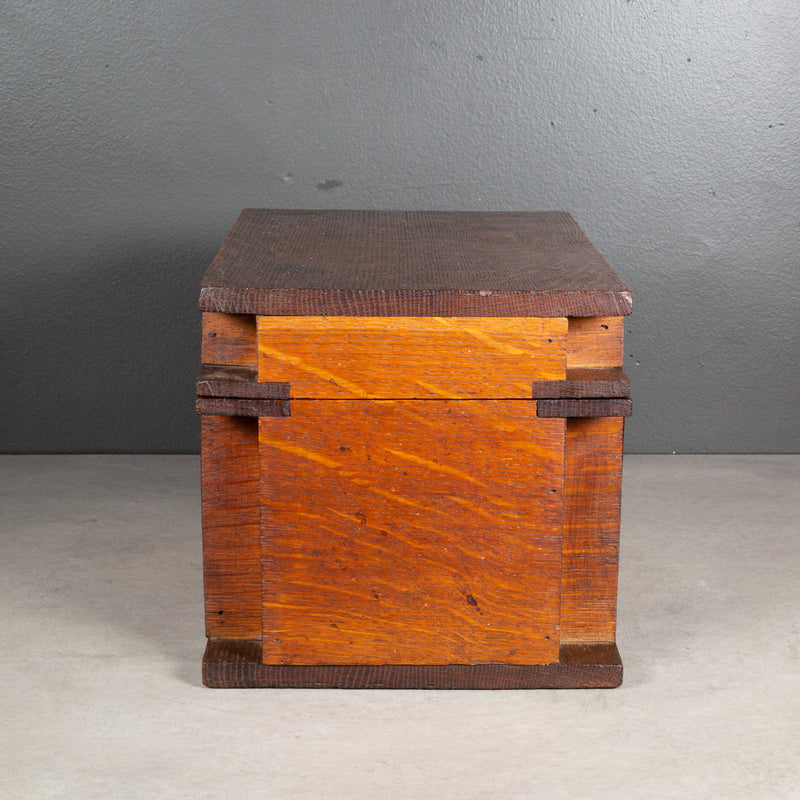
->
[259,400,565,665]
[256,316,568,399]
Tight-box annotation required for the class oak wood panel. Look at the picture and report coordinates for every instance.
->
[560,417,624,643]
[199,210,632,318]
[256,316,567,398]
[203,639,622,688]
[531,367,630,399]
[201,312,257,367]
[197,365,290,399]
[567,316,624,368]
[201,415,262,639]
[259,400,565,665]
[537,398,632,418]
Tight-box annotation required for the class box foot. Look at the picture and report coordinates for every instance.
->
[202,640,622,689]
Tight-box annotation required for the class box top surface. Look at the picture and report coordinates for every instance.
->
[199,209,631,317]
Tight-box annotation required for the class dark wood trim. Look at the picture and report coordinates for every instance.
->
[195,397,290,417]
[197,365,290,400]
[199,287,632,319]
[202,640,622,689]
[537,398,632,418]
[531,367,629,399]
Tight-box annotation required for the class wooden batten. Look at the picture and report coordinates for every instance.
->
[531,367,629,399]
[197,365,290,400]
[196,397,290,418]
[536,398,632,418]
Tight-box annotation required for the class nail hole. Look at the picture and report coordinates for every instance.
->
[208,331,217,338]
[600,324,609,330]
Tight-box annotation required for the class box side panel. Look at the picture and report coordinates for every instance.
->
[259,400,564,665]
[560,417,623,643]
[201,415,262,639]
[256,316,567,398]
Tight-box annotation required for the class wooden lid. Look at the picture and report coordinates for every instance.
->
[199,209,631,317]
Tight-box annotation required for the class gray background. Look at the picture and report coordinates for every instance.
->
[2,0,798,454]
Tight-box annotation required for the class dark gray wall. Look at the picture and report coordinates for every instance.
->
[3,1,798,453]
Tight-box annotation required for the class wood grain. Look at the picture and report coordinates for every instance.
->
[199,210,632,318]
[202,639,623,688]
[201,415,262,639]
[197,365,290,399]
[531,367,629,399]
[201,312,257,367]
[259,400,564,665]
[567,316,624,368]
[537,398,632,418]
[560,417,624,643]
[196,397,290,417]
[256,316,567,398]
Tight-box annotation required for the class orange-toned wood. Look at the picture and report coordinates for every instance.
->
[201,415,261,639]
[256,316,567,398]
[259,400,565,665]
[202,312,258,368]
[567,316,624,368]
[560,416,624,643]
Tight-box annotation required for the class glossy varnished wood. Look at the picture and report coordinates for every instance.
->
[202,640,622,688]
[256,316,567,398]
[560,417,624,643]
[201,416,262,639]
[259,400,564,665]
[199,210,632,318]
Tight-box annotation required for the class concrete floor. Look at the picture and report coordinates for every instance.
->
[1,455,798,799]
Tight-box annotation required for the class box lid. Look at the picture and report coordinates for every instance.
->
[199,209,631,317]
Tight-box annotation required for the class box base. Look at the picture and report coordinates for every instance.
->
[202,640,622,689]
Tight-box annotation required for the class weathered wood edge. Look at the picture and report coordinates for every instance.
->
[537,398,632,418]
[531,368,630,399]
[202,640,622,689]
[196,397,291,417]
[197,365,290,400]
[198,287,633,318]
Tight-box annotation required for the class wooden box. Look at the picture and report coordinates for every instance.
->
[196,210,632,688]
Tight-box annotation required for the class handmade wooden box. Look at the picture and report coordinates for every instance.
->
[196,210,632,688]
